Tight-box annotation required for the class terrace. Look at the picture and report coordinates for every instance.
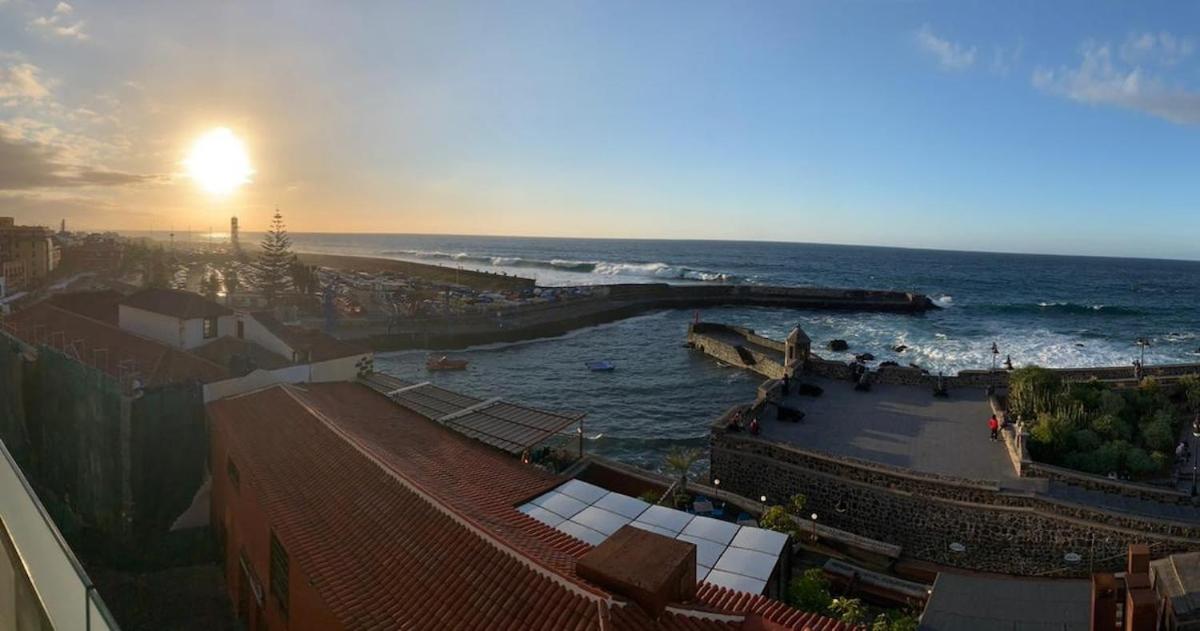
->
[757,375,1017,484]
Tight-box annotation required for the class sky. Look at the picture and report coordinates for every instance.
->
[1,1,1198,259]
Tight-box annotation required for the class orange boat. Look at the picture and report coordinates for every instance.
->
[426,355,469,371]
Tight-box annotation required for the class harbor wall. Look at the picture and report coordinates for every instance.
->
[686,323,787,380]
[361,284,936,350]
[710,425,1200,576]
[296,252,537,291]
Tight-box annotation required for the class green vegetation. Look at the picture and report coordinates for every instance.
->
[257,209,296,306]
[1012,366,1197,478]
[759,493,807,539]
[663,446,702,507]
[787,569,917,629]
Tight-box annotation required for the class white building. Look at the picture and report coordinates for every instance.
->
[119,288,237,349]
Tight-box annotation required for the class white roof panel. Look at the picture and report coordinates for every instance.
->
[556,520,607,546]
[681,515,739,546]
[556,479,609,504]
[714,547,778,581]
[531,491,588,519]
[628,521,678,539]
[730,526,789,556]
[704,569,767,595]
[571,506,633,536]
[677,534,726,568]
[593,493,651,519]
[634,505,694,534]
[519,504,565,528]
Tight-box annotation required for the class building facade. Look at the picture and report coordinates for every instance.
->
[0,218,60,290]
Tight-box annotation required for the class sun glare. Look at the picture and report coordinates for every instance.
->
[184,127,253,195]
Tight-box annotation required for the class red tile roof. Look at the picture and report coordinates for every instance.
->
[46,289,125,324]
[122,288,233,319]
[208,382,856,631]
[4,302,228,387]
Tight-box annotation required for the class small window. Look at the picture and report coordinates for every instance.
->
[203,316,218,339]
[269,531,289,616]
[236,320,245,339]
[226,457,240,491]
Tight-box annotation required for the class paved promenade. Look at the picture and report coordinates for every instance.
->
[762,376,1016,483]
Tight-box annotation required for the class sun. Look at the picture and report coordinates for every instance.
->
[184,127,253,195]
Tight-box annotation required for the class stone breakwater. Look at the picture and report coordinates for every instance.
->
[354,283,936,350]
[710,426,1200,577]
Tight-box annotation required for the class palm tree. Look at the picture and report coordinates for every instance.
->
[664,446,702,502]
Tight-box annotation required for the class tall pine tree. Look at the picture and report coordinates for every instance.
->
[257,208,295,306]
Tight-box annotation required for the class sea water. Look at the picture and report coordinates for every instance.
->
[211,233,1200,469]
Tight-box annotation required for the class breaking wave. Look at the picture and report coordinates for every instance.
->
[986,302,1148,316]
[377,249,737,282]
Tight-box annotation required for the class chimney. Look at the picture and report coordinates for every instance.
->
[1090,573,1116,631]
[576,525,696,617]
[1127,544,1150,575]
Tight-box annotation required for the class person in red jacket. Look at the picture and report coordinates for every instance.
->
[987,414,1000,441]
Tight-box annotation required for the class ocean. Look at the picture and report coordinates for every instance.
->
[179,232,1200,470]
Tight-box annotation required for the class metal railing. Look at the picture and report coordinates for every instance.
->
[0,437,120,630]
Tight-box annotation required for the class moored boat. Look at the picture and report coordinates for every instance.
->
[426,355,469,371]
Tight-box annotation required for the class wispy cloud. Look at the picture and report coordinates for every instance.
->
[915,24,976,71]
[29,1,88,41]
[990,40,1024,76]
[1120,31,1194,66]
[1033,37,1200,125]
[0,62,51,100]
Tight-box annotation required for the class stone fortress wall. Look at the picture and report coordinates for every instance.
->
[711,424,1200,576]
[703,322,1200,576]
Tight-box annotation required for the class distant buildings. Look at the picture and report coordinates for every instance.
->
[0,217,61,292]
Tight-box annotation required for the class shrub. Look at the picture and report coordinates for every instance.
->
[1179,374,1200,412]
[1141,410,1177,453]
[1092,414,1131,441]
[1008,366,1062,421]
[788,568,832,613]
[829,597,866,624]
[1125,447,1158,476]
[872,612,920,631]
[1071,429,1102,453]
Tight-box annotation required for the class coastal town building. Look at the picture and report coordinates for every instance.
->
[1151,551,1200,630]
[119,287,239,349]
[209,380,847,630]
[0,217,61,291]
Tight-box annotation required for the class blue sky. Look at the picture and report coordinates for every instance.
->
[1,1,1198,258]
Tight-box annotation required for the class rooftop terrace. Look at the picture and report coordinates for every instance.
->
[762,376,1016,483]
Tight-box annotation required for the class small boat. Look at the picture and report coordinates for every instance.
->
[426,355,469,371]
[586,360,616,372]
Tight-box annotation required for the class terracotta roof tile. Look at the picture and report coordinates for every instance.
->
[4,302,228,386]
[209,382,854,630]
[122,288,233,319]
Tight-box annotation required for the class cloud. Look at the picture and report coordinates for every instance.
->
[30,2,88,41]
[1120,31,1194,65]
[916,24,976,71]
[0,62,51,100]
[990,40,1024,76]
[1033,39,1200,125]
[0,132,162,190]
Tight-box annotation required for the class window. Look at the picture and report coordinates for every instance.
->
[269,531,290,616]
[236,319,245,339]
[226,457,240,491]
[203,316,218,339]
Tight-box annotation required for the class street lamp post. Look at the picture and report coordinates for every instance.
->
[810,513,818,541]
[991,342,999,371]
[1191,414,1199,498]
[1136,337,1150,378]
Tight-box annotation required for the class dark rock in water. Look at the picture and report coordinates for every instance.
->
[855,353,875,362]
[1075,343,1085,348]
[880,361,899,367]
[893,345,908,353]
[827,339,849,351]
[908,362,922,370]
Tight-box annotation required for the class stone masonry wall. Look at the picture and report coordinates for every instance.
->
[711,430,1200,576]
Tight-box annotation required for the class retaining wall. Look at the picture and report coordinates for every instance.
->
[710,427,1200,576]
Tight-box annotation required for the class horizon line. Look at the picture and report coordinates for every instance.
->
[109,228,1200,265]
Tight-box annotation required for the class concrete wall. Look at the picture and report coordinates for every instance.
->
[687,323,787,380]
[119,305,235,349]
[710,429,1200,576]
[239,313,295,359]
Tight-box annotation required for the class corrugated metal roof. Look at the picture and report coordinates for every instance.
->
[361,372,584,454]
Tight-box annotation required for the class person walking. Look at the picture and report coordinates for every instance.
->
[987,414,1000,441]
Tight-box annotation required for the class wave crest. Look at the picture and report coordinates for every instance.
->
[378,249,736,282]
